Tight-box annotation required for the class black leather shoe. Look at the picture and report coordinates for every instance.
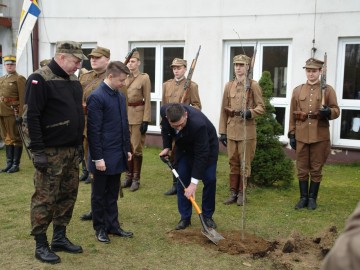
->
[204,217,217,229]
[175,219,191,230]
[80,211,92,221]
[84,176,91,184]
[164,184,177,196]
[95,229,110,243]
[108,227,134,238]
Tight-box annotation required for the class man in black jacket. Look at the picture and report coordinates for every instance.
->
[159,103,219,230]
[25,41,87,264]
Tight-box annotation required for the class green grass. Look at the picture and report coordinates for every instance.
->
[0,146,359,270]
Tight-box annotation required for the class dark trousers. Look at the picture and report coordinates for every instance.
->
[176,155,217,220]
[91,173,121,232]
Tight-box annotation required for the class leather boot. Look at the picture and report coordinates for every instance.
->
[237,176,247,206]
[224,174,240,205]
[130,155,142,192]
[51,225,83,253]
[164,175,177,195]
[295,180,309,210]
[1,145,14,172]
[79,160,89,181]
[7,146,22,173]
[34,233,61,264]
[308,181,320,210]
[224,189,237,205]
[122,158,133,188]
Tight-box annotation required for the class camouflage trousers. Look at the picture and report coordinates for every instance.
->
[30,147,80,235]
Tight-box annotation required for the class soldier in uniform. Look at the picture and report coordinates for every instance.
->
[162,58,202,195]
[0,55,26,173]
[219,54,265,206]
[288,58,339,210]
[121,51,151,192]
[26,41,87,264]
[78,46,110,221]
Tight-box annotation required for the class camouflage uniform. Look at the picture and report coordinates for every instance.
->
[219,55,265,205]
[26,41,87,264]
[0,55,26,173]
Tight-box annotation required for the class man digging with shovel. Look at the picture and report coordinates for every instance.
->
[159,103,219,231]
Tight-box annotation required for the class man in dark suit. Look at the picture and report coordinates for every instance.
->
[87,61,133,243]
[159,103,219,230]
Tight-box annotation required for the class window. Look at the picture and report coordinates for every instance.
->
[130,43,184,131]
[334,38,360,147]
[224,40,291,142]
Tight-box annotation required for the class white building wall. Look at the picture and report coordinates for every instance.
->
[5,0,360,147]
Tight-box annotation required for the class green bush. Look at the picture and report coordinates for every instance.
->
[250,71,294,187]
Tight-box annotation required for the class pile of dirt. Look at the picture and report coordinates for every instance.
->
[167,226,338,269]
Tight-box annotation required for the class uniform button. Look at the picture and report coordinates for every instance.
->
[309,105,312,107]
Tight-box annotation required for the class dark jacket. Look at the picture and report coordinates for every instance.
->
[87,81,130,175]
[161,104,218,180]
[25,59,84,151]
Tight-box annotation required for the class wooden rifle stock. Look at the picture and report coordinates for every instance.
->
[321,52,327,107]
[181,45,201,104]
[124,48,137,65]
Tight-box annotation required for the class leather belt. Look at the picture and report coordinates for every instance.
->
[128,101,145,107]
[233,111,244,117]
[0,96,19,103]
[307,114,318,119]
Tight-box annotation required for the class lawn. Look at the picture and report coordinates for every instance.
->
[0,146,359,270]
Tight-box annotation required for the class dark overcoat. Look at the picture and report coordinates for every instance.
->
[87,81,130,175]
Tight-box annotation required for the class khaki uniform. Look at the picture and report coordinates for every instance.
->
[288,82,340,182]
[0,72,26,145]
[320,201,360,270]
[79,70,106,165]
[162,78,202,110]
[126,71,151,155]
[219,79,265,180]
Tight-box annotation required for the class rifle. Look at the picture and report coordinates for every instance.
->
[180,45,201,104]
[11,105,31,159]
[124,48,137,65]
[320,52,327,107]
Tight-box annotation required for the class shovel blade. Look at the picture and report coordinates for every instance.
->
[201,228,225,245]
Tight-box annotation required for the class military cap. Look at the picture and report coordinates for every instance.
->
[170,58,187,68]
[3,55,16,64]
[40,59,51,67]
[130,51,140,60]
[233,54,251,65]
[55,40,88,60]
[303,58,324,69]
[87,46,110,58]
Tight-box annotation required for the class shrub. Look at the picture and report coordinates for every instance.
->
[250,71,294,187]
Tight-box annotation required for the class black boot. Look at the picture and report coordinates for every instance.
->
[51,225,83,253]
[7,146,22,173]
[80,211,92,221]
[34,234,61,264]
[308,181,320,210]
[1,145,14,172]
[164,175,177,195]
[79,160,89,181]
[295,180,309,209]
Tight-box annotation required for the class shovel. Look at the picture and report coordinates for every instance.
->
[160,156,225,245]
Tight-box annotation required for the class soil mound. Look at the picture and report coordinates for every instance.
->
[167,226,338,269]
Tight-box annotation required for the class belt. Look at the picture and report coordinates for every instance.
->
[307,114,318,119]
[233,111,244,117]
[0,96,19,103]
[128,101,145,107]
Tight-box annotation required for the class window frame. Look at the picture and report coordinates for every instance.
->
[333,38,360,147]
[130,42,185,132]
[223,40,292,143]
